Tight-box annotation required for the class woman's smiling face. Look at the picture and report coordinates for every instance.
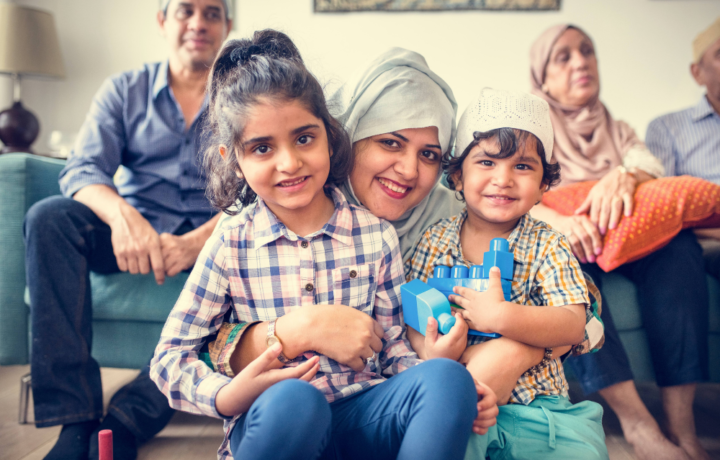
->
[349,126,442,221]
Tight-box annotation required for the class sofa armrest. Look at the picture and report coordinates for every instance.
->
[0,153,65,365]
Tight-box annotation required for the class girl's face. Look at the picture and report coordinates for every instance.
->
[349,126,442,221]
[236,99,331,219]
[544,28,600,107]
[453,136,546,232]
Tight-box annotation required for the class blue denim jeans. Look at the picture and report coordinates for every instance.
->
[24,196,178,440]
[566,230,709,393]
[230,359,478,460]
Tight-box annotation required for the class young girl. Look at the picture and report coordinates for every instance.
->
[149,30,480,460]
[407,88,608,459]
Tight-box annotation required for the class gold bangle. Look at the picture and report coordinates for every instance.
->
[617,165,638,181]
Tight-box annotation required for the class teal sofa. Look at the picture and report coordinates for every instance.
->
[0,153,188,370]
[0,152,718,382]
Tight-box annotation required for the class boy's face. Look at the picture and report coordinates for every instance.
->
[453,135,546,229]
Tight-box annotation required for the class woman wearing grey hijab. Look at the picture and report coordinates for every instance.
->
[328,48,551,402]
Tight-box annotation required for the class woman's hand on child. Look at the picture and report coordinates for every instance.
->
[215,343,320,418]
[472,380,499,435]
[449,267,507,334]
[423,313,468,361]
[302,305,385,372]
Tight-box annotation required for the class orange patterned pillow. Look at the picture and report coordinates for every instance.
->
[541,176,720,272]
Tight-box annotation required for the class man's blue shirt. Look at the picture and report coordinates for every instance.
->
[59,61,215,234]
[646,96,720,184]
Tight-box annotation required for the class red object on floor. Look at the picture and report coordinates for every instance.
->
[99,429,113,460]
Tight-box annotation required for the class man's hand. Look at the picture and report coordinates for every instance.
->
[473,380,499,435]
[450,267,506,333]
[423,313,468,360]
[160,232,204,277]
[215,343,320,417]
[109,201,166,284]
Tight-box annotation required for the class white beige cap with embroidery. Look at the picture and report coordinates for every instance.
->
[693,17,720,64]
[455,87,554,162]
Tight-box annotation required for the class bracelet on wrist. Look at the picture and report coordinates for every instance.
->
[617,165,638,181]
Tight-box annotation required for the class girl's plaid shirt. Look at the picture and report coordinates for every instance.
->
[149,186,420,459]
[405,210,605,406]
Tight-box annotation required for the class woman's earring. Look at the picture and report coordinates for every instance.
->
[454,190,465,202]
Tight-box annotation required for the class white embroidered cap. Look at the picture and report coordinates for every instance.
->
[455,88,554,162]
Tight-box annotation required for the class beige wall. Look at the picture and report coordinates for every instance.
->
[5,0,720,152]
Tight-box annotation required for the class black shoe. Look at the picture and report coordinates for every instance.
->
[88,414,139,460]
[43,420,100,460]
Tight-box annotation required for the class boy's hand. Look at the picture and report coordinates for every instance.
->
[424,313,468,360]
[449,267,506,333]
[215,343,320,417]
[473,380,499,435]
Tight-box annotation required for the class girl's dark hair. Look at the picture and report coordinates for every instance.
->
[203,29,352,212]
[444,128,561,199]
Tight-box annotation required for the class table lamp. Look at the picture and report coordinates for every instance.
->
[0,3,64,154]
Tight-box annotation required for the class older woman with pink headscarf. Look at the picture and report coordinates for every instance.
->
[529,25,710,460]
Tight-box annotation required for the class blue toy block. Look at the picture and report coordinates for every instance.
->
[401,279,456,336]
[424,238,515,339]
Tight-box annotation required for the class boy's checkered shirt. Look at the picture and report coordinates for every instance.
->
[150,186,420,460]
[405,210,604,405]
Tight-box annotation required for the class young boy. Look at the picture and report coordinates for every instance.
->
[406,88,608,459]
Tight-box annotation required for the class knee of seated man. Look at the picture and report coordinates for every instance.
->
[24,196,80,237]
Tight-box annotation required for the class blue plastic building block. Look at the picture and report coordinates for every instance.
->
[425,238,515,339]
[401,279,456,336]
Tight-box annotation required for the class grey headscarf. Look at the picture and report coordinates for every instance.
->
[327,47,463,260]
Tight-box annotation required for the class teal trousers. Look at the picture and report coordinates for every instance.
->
[465,395,608,460]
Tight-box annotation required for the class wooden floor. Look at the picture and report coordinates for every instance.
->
[1,364,718,460]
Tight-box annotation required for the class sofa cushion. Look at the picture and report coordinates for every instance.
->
[543,177,720,272]
[90,272,189,322]
[25,271,189,323]
[599,272,642,331]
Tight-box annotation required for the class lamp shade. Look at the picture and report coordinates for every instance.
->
[0,3,64,78]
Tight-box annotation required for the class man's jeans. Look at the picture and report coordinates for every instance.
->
[24,196,175,441]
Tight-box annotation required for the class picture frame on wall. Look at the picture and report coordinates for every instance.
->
[314,0,561,13]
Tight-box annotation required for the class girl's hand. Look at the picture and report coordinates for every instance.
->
[215,343,320,417]
[473,380,499,435]
[574,167,637,235]
[449,267,506,333]
[553,214,604,264]
[423,313,468,360]
[302,305,385,372]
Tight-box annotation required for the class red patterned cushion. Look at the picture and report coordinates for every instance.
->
[541,176,720,272]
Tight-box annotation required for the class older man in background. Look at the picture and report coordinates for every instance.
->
[646,18,720,283]
[23,1,230,459]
